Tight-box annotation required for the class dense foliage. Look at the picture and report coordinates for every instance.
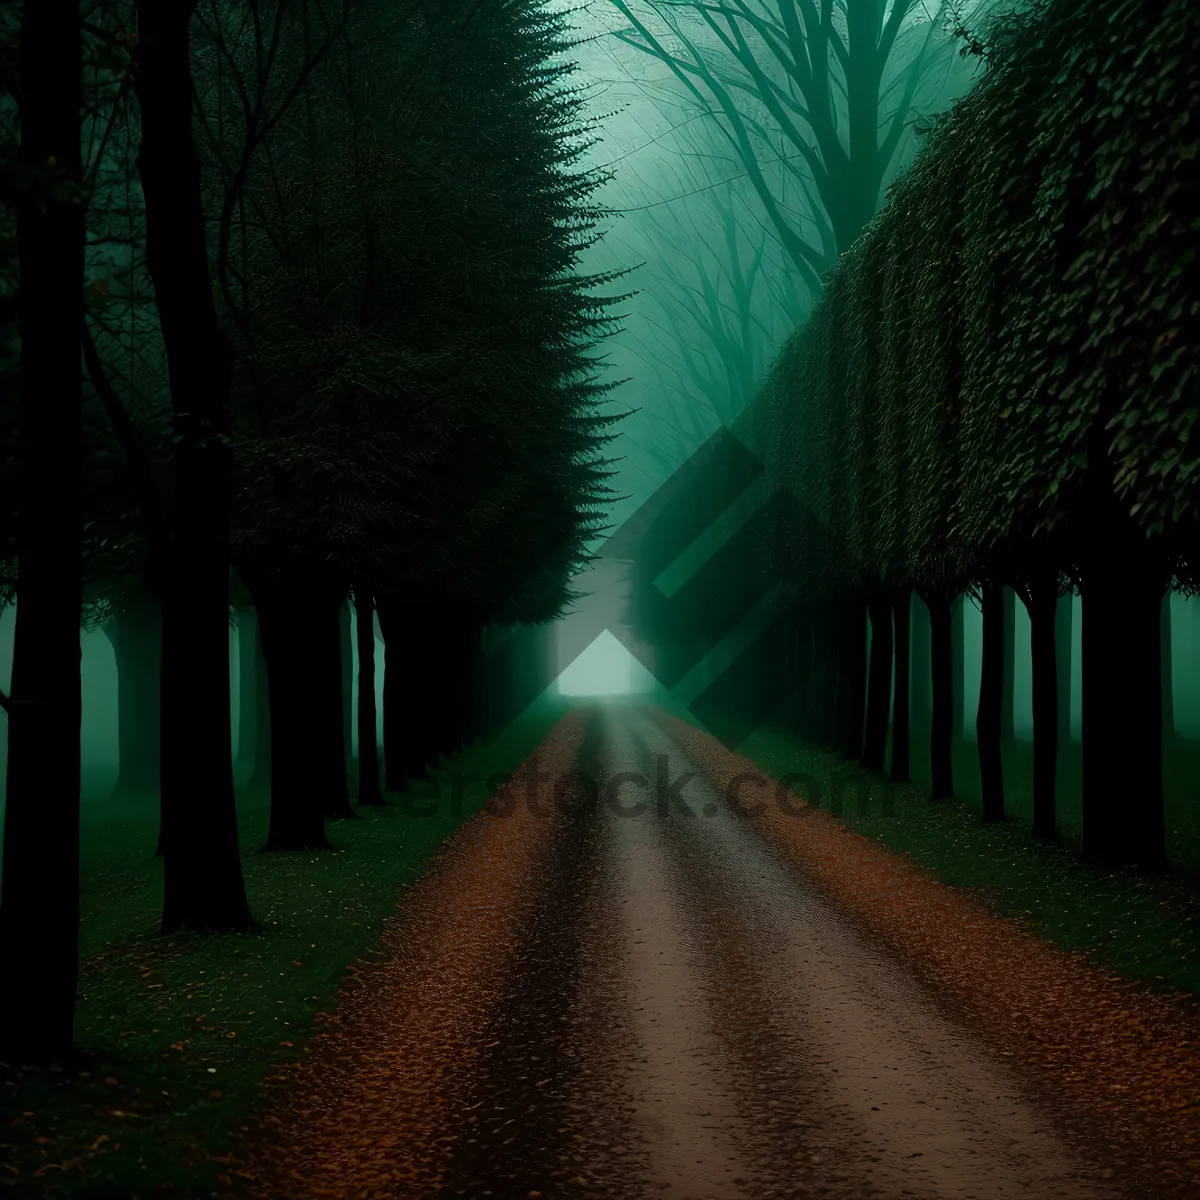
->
[745,0,1200,596]
[623,0,1200,868]
[0,0,629,1062]
[203,0,628,623]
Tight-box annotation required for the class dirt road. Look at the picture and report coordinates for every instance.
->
[232,704,1189,1200]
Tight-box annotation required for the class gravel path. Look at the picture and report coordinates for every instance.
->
[229,703,1190,1199]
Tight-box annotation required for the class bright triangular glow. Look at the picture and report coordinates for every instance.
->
[556,628,655,697]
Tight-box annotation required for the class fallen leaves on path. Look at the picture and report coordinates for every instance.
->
[655,708,1200,1198]
[222,709,590,1200]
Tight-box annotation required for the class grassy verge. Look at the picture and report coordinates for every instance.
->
[720,714,1200,998]
[901,722,1200,870]
[656,681,1200,998]
[0,695,574,1199]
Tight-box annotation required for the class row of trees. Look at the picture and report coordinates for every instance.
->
[0,0,625,1063]
[99,595,559,825]
[633,0,1198,868]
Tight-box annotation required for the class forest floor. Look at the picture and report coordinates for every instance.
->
[221,703,1200,1200]
[0,696,575,1199]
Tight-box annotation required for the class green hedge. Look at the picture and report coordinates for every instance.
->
[742,0,1200,595]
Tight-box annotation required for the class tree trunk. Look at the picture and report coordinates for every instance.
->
[476,623,493,742]
[1161,590,1175,744]
[322,596,356,821]
[462,622,479,745]
[925,591,954,800]
[862,596,893,771]
[426,611,455,764]
[832,607,852,754]
[795,614,817,741]
[447,618,470,757]
[1080,568,1165,866]
[465,622,485,745]
[236,606,257,779]
[461,621,479,749]
[376,596,407,790]
[842,599,868,761]
[0,0,86,1065]
[840,600,868,758]
[950,593,965,749]
[339,597,354,790]
[405,610,437,777]
[354,588,383,805]
[784,614,799,699]
[1001,586,1016,746]
[252,577,335,851]
[250,615,271,790]
[909,593,932,729]
[817,604,839,746]
[1055,591,1074,747]
[491,624,518,737]
[1025,576,1059,840]
[977,583,1005,823]
[134,0,251,934]
[456,618,479,752]
[105,594,162,796]
[890,590,911,782]
[804,607,822,744]
[797,618,814,741]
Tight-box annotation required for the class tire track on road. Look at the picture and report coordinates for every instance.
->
[596,707,758,1200]
[437,704,647,1199]
[625,705,1123,1200]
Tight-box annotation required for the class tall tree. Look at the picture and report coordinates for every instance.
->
[861,596,892,771]
[103,591,161,796]
[354,587,383,805]
[1017,572,1064,839]
[340,598,355,789]
[976,581,1005,822]
[0,0,87,1063]
[235,605,262,783]
[252,566,340,849]
[922,589,955,800]
[132,0,251,931]
[607,0,988,295]
[889,590,911,781]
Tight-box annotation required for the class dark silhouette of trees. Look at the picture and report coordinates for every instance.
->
[976,581,1005,823]
[199,0,624,827]
[235,603,271,789]
[0,0,634,1088]
[131,0,252,931]
[890,590,911,782]
[353,587,383,806]
[862,597,893,772]
[607,5,1002,734]
[101,592,161,795]
[340,600,354,791]
[0,0,626,1065]
[673,0,1200,868]
[0,0,87,1064]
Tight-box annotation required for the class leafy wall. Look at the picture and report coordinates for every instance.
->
[738,0,1200,601]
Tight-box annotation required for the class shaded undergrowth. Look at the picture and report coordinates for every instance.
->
[0,696,573,1199]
